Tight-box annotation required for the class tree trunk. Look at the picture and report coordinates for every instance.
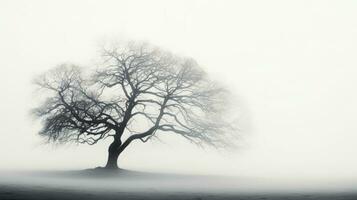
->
[105,139,121,169]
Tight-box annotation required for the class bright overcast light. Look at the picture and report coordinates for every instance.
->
[1,0,357,180]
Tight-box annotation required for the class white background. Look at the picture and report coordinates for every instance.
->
[1,0,357,179]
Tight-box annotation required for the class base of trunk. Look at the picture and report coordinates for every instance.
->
[105,158,119,169]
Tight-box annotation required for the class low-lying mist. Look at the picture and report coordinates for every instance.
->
[1,169,357,195]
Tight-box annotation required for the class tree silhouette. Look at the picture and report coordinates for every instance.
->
[33,43,234,169]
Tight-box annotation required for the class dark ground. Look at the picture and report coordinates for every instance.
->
[1,184,357,200]
[0,169,356,200]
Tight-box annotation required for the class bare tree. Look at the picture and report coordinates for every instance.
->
[33,43,235,169]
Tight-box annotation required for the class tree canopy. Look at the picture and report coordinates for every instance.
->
[33,43,235,168]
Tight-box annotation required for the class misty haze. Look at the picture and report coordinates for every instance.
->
[1,0,357,200]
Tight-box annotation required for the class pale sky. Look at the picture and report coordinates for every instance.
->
[1,0,357,179]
